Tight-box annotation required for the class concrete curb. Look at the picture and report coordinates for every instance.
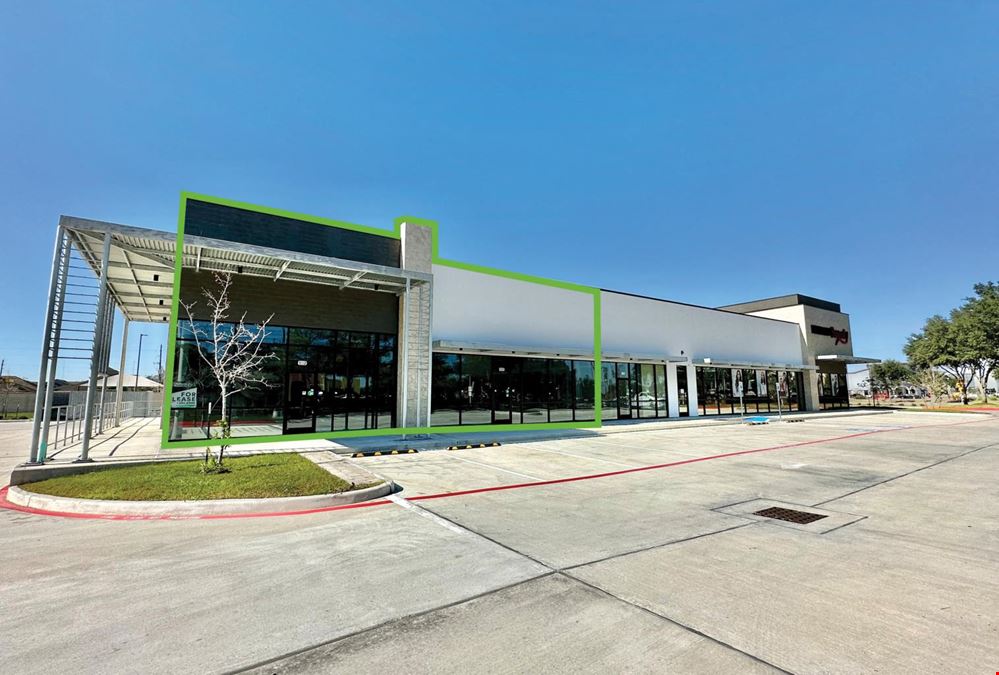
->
[10,458,182,487]
[6,480,395,517]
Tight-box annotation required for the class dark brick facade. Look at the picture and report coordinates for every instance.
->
[180,270,398,335]
[184,200,400,267]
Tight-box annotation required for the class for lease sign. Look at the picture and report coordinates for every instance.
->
[172,388,197,409]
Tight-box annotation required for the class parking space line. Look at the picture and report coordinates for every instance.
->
[387,494,469,535]
[529,444,641,469]
[447,455,543,481]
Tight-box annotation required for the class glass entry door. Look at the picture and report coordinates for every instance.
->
[616,375,633,418]
[285,372,317,433]
[491,358,516,424]
[676,366,689,417]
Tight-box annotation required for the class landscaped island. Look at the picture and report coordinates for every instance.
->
[22,453,379,501]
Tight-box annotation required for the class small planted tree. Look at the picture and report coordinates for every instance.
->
[181,272,275,473]
[909,366,954,403]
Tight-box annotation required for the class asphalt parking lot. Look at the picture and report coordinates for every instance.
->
[2,410,997,674]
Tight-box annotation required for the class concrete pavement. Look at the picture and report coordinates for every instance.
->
[2,411,997,673]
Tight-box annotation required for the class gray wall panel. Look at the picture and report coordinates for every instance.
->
[180,271,398,335]
[185,200,400,267]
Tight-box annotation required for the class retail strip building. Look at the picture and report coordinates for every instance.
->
[27,194,879,460]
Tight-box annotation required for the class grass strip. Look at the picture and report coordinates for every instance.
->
[23,453,378,501]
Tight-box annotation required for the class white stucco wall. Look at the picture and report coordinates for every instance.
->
[431,264,595,352]
[747,305,854,360]
[432,267,810,367]
[600,291,805,365]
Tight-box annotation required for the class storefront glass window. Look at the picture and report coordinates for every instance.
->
[574,361,596,421]
[170,324,395,441]
[429,353,602,427]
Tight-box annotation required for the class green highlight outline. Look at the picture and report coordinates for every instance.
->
[162,192,602,449]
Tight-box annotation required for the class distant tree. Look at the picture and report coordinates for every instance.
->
[868,360,913,399]
[181,272,275,472]
[960,282,999,402]
[905,315,976,404]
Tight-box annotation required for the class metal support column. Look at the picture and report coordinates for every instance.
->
[29,227,67,463]
[425,280,434,430]
[415,283,424,428]
[115,317,129,425]
[97,303,115,434]
[35,234,71,463]
[400,278,410,431]
[78,232,113,462]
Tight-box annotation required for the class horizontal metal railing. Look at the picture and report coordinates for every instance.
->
[44,400,136,453]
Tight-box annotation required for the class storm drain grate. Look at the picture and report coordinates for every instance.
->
[753,506,828,524]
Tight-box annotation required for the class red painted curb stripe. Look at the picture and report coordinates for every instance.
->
[1,416,990,521]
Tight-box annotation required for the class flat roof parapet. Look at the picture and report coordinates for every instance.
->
[718,294,842,314]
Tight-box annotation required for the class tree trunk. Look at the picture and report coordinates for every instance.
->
[217,386,227,465]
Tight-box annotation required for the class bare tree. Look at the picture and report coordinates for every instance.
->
[908,366,954,404]
[181,272,275,471]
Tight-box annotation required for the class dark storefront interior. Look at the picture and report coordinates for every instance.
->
[171,322,396,439]
[600,362,679,420]
[695,366,805,415]
[430,353,596,426]
[819,371,850,410]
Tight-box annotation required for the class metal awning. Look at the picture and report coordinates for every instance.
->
[602,351,687,364]
[63,215,431,323]
[433,342,685,364]
[816,355,881,365]
[432,340,594,360]
[699,357,818,371]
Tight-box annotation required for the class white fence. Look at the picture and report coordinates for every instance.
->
[1,390,163,420]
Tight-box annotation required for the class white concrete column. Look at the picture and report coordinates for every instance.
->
[802,369,821,412]
[396,220,433,429]
[666,362,680,418]
[686,363,700,417]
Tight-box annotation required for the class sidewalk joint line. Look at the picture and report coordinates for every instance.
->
[811,440,999,507]
[560,571,795,675]
[222,572,556,675]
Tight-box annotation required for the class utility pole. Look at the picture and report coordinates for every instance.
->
[135,333,147,389]
[157,344,163,383]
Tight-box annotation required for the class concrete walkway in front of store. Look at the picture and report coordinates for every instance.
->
[2,407,904,481]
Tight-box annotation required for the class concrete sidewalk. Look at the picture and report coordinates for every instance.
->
[4,407,911,481]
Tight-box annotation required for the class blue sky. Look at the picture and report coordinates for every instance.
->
[2,1,997,380]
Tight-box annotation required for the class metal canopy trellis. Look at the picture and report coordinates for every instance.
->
[28,216,431,464]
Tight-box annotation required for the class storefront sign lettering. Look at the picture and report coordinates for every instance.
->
[811,324,849,345]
